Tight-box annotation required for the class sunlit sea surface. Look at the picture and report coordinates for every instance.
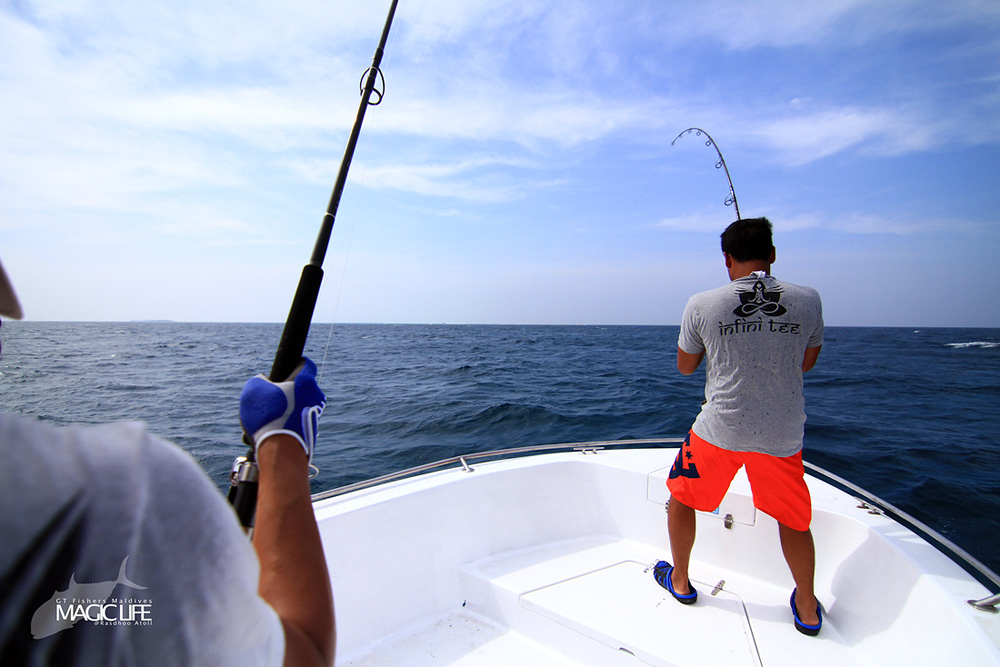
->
[2,322,998,575]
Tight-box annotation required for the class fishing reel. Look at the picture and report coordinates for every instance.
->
[228,453,259,534]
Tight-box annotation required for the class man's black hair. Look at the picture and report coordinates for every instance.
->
[720,217,774,262]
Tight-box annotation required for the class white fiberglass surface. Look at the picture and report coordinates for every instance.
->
[315,450,999,666]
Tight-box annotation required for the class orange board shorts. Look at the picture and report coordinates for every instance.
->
[667,429,812,531]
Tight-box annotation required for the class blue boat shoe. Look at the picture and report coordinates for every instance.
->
[790,588,822,636]
[653,561,698,605]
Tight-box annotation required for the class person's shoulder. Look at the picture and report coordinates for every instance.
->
[90,421,215,487]
[689,281,736,303]
[0,415,202,480]
[774,278,821,299]
[1,412,152,442]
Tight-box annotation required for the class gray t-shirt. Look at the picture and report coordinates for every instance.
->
[678,273,824,456]
[0,415,284,666]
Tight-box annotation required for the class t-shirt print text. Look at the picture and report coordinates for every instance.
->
[718,281,801,336]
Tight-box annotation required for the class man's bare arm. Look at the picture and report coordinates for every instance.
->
[254,434,335,667]
[803,346,821,373]
[677,348,705,376]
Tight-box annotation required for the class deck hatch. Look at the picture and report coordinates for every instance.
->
[520,560,761,666]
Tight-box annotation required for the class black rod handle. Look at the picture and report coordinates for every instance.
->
[270,263,324,382]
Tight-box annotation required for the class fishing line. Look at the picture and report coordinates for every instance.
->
[617,128,740,231]
[315,17,403,380]
[576,127,741,323]
[317,163,369,383]
[315,9,427,366]
[619,147,672,227]
[595,127,740,279]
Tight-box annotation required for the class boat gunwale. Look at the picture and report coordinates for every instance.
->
[310,438,683,502]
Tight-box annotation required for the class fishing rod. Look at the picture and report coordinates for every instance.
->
[228,0,400,532]
[671,127,741,220]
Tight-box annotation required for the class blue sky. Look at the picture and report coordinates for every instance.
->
[2,0,999,326]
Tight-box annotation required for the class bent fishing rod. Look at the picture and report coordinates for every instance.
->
[672,127,741,220]
[228,0,400,532]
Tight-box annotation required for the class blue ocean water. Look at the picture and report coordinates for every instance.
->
[2,322,998,576]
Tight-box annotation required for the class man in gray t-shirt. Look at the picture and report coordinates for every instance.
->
[679,268,823,457]
[656,217,825,636]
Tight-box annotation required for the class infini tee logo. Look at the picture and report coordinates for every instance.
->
[31,556,150,639]
[733,280,787,317]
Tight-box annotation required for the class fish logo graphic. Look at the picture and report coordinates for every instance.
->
[31,556,148,639]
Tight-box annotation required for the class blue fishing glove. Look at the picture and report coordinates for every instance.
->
[239,357,326,462]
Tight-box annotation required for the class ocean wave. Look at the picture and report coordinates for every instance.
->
[945,341,1000,349]
[103,383,160,392]
[462,403,563,431]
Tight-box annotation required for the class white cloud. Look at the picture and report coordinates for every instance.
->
[651,210,736,233]
[348,156,541,202]
[750,106,939,164]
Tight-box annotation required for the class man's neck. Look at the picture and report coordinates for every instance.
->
[728,260,771,281]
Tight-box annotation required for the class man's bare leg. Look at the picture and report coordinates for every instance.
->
[667,496,697,595]
[779,523,819,626]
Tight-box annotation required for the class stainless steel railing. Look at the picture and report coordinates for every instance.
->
[310,438,682,501]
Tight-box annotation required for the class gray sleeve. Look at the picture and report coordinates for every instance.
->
[678,295,705,354]
[807,289,824,348]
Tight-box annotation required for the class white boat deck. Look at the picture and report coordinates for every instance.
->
[313,447,1000,666]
